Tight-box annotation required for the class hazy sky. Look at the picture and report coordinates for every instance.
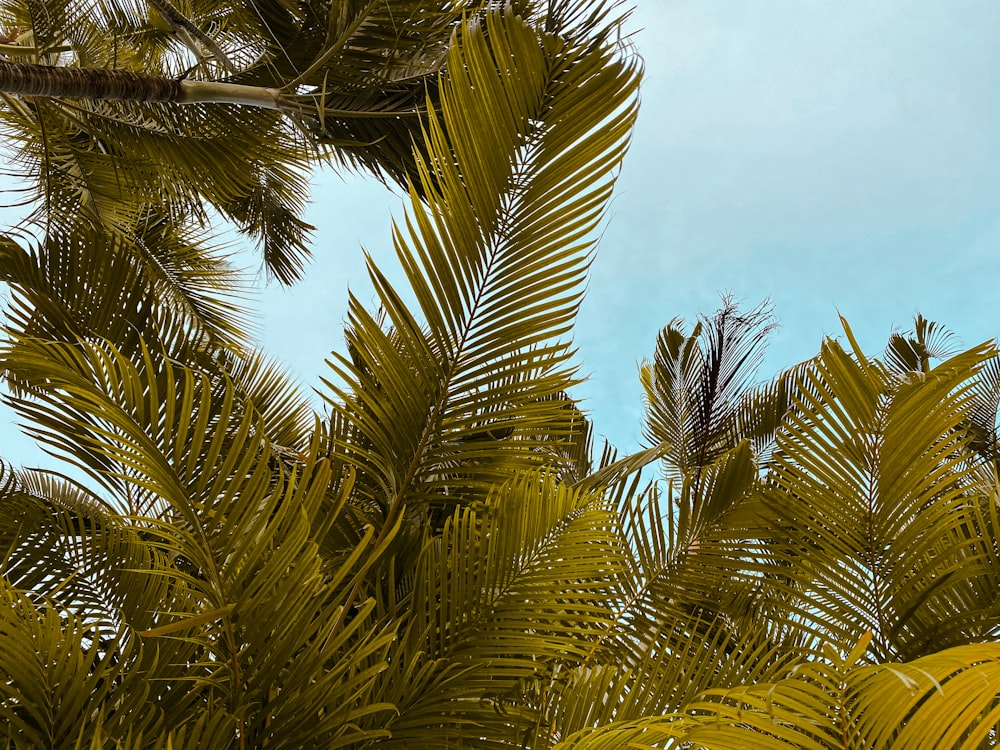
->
[4,1,1000,467]
[573,0,1000,449]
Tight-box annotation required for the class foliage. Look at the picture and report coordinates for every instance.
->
[2,1,1000,749]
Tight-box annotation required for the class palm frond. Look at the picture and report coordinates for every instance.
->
[0,579,152,748]
[376,471,627,748]
[681,636,1000,750]
[641,297,777,481]
[0,223,251,359]
[321,7,638,539]
[962,349,1000,463]
[884,313,961,374]
[0,87,317,280]
[553,467,802,729]
[217,348,313,451]
[760,320,1000,660]
[0,330,402,746]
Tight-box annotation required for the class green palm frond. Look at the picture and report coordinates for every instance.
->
[759,320,1000,660]
[1,0,633,284]
[680,635,1000,750]
[0,88,316,282]
[847,642,1000,749]
[884,313,961,375]
[0,579,150,748]
[1,0,585,284]
[375,471,627,747]
[961,345,1000,463]
[550,714,704,750]
[733,358,813,468]
[583,303,803,495]
[553,637,1000,749]
[0,466,164,625]
[0,331,401,746]
[321,8,638,539]
[217,348,313,451]
[552,466,799,728]
[1,223,250,359]
[0,459,201,743]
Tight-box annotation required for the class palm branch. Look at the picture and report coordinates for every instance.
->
[318,5,638,538]
[753,320,1000,661]
[552,636,1000,749]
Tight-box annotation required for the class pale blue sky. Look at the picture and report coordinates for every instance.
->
[572,0,1000,449]
[3,1,1000,467]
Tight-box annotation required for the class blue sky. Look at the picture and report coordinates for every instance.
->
[574,0,1000,449]
[4,0,1000,467]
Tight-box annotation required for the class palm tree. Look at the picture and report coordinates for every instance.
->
[1,3,644,746]
[5,1,1000,747]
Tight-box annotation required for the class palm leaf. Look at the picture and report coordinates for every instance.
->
[0,580,151,747]
[641,297,777,481]
[683,636,1000,750]
[884,313,961,375]
[0,331,402,746]
[758,320,1000,660]
[0,0,577,282]
[374,471,628,748]
[0,223,250,359]
[321,7,639,538]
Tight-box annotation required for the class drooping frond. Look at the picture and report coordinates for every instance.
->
[2,0,600,282]
[0,88,316,282]
[551,637,1000,749]
[550,462,801,731]
[0,578,151,747]
[0,223,251,359]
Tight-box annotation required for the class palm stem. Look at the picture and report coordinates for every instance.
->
[177,79,281,108]
[0,60,282,109]
[0,60,180,101]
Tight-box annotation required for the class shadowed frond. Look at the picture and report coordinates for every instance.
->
[0,579,151,747]
[1,223,250,358]
[553,637,1000,749]
[885,313,961,375]
[0,87,316,282]
[1,0,602,282]
[641,298,778,482]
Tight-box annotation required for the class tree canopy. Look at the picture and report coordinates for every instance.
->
[2,1,1000,748]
